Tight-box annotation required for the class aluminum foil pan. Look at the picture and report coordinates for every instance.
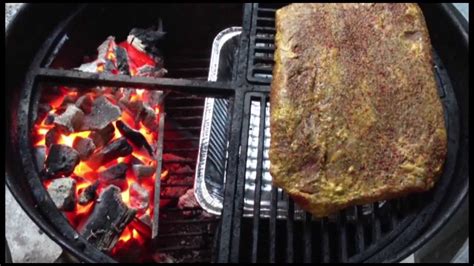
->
[194,27,241,215]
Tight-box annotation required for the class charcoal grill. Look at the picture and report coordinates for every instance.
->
[5,3,468,263]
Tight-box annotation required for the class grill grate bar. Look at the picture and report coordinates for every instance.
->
[163,148,198,152]
[269,185,278,263]
[152,112,166,239]
[303,212,312,262]
[164,126,202,132]
[257,17,275,23]
[250,97,267,263]
[229,95,253,262]
[166,171,194,176]
[156,245,209,252]
[161,183,194,187]
[286,194,294,263]
[167,106,204,111]
[165,137,200,141]
[172,116,204,121]
[372,203,382,242]
[355,207,366,253]
[254,46,275,53]
[338,213,348,262]
[163,159,196,164]
[36,68,234,97]
[160,219,218,225]
[157,231,210,238]
[256,26,276,33]
[321,218,331,262]
[257,7,278,12]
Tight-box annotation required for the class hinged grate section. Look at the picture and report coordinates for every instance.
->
[246,3,283,84]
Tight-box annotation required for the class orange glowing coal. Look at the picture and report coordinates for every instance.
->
[33,32,168,255]
[33,85,164,250]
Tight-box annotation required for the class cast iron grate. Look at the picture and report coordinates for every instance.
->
[216,3,461,263]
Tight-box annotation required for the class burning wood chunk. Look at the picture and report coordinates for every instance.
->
[34,146,46,171]
[87,137,132,170]
[88,123,115,148]
[98,163,128,189]
[73,137,96,161]
[78,181,99,205]
[140,103,159,131]
[45,127,62,148]
[132,164,155,179]
[43,144,80,179]
[75,93,94,114]
[53,104,85,133]
[79,185,137,252]
[82,96,121,131]
[116,120,154,156]
[47,177,77,211]
[129,183,149,214]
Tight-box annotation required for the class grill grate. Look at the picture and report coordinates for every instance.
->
[216,3,461,263]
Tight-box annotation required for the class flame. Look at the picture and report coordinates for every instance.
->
[112,121,123,141]
[138,122,155,144]
[76,201,94,215]
[59,131,92,147]
[130,94,139,102]
[74,161,93,177]
[50,96,66,109]
[107,51,116,61]
[160,169,169,180]
[132,229,145,245]
[97,64,105,73]
[119,227,132,242]
[121,112,136,130]
[132,151,154,166]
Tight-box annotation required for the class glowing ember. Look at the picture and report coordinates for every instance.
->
[33,26,171,258]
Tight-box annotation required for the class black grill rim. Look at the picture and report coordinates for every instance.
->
[5,3,468,264]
